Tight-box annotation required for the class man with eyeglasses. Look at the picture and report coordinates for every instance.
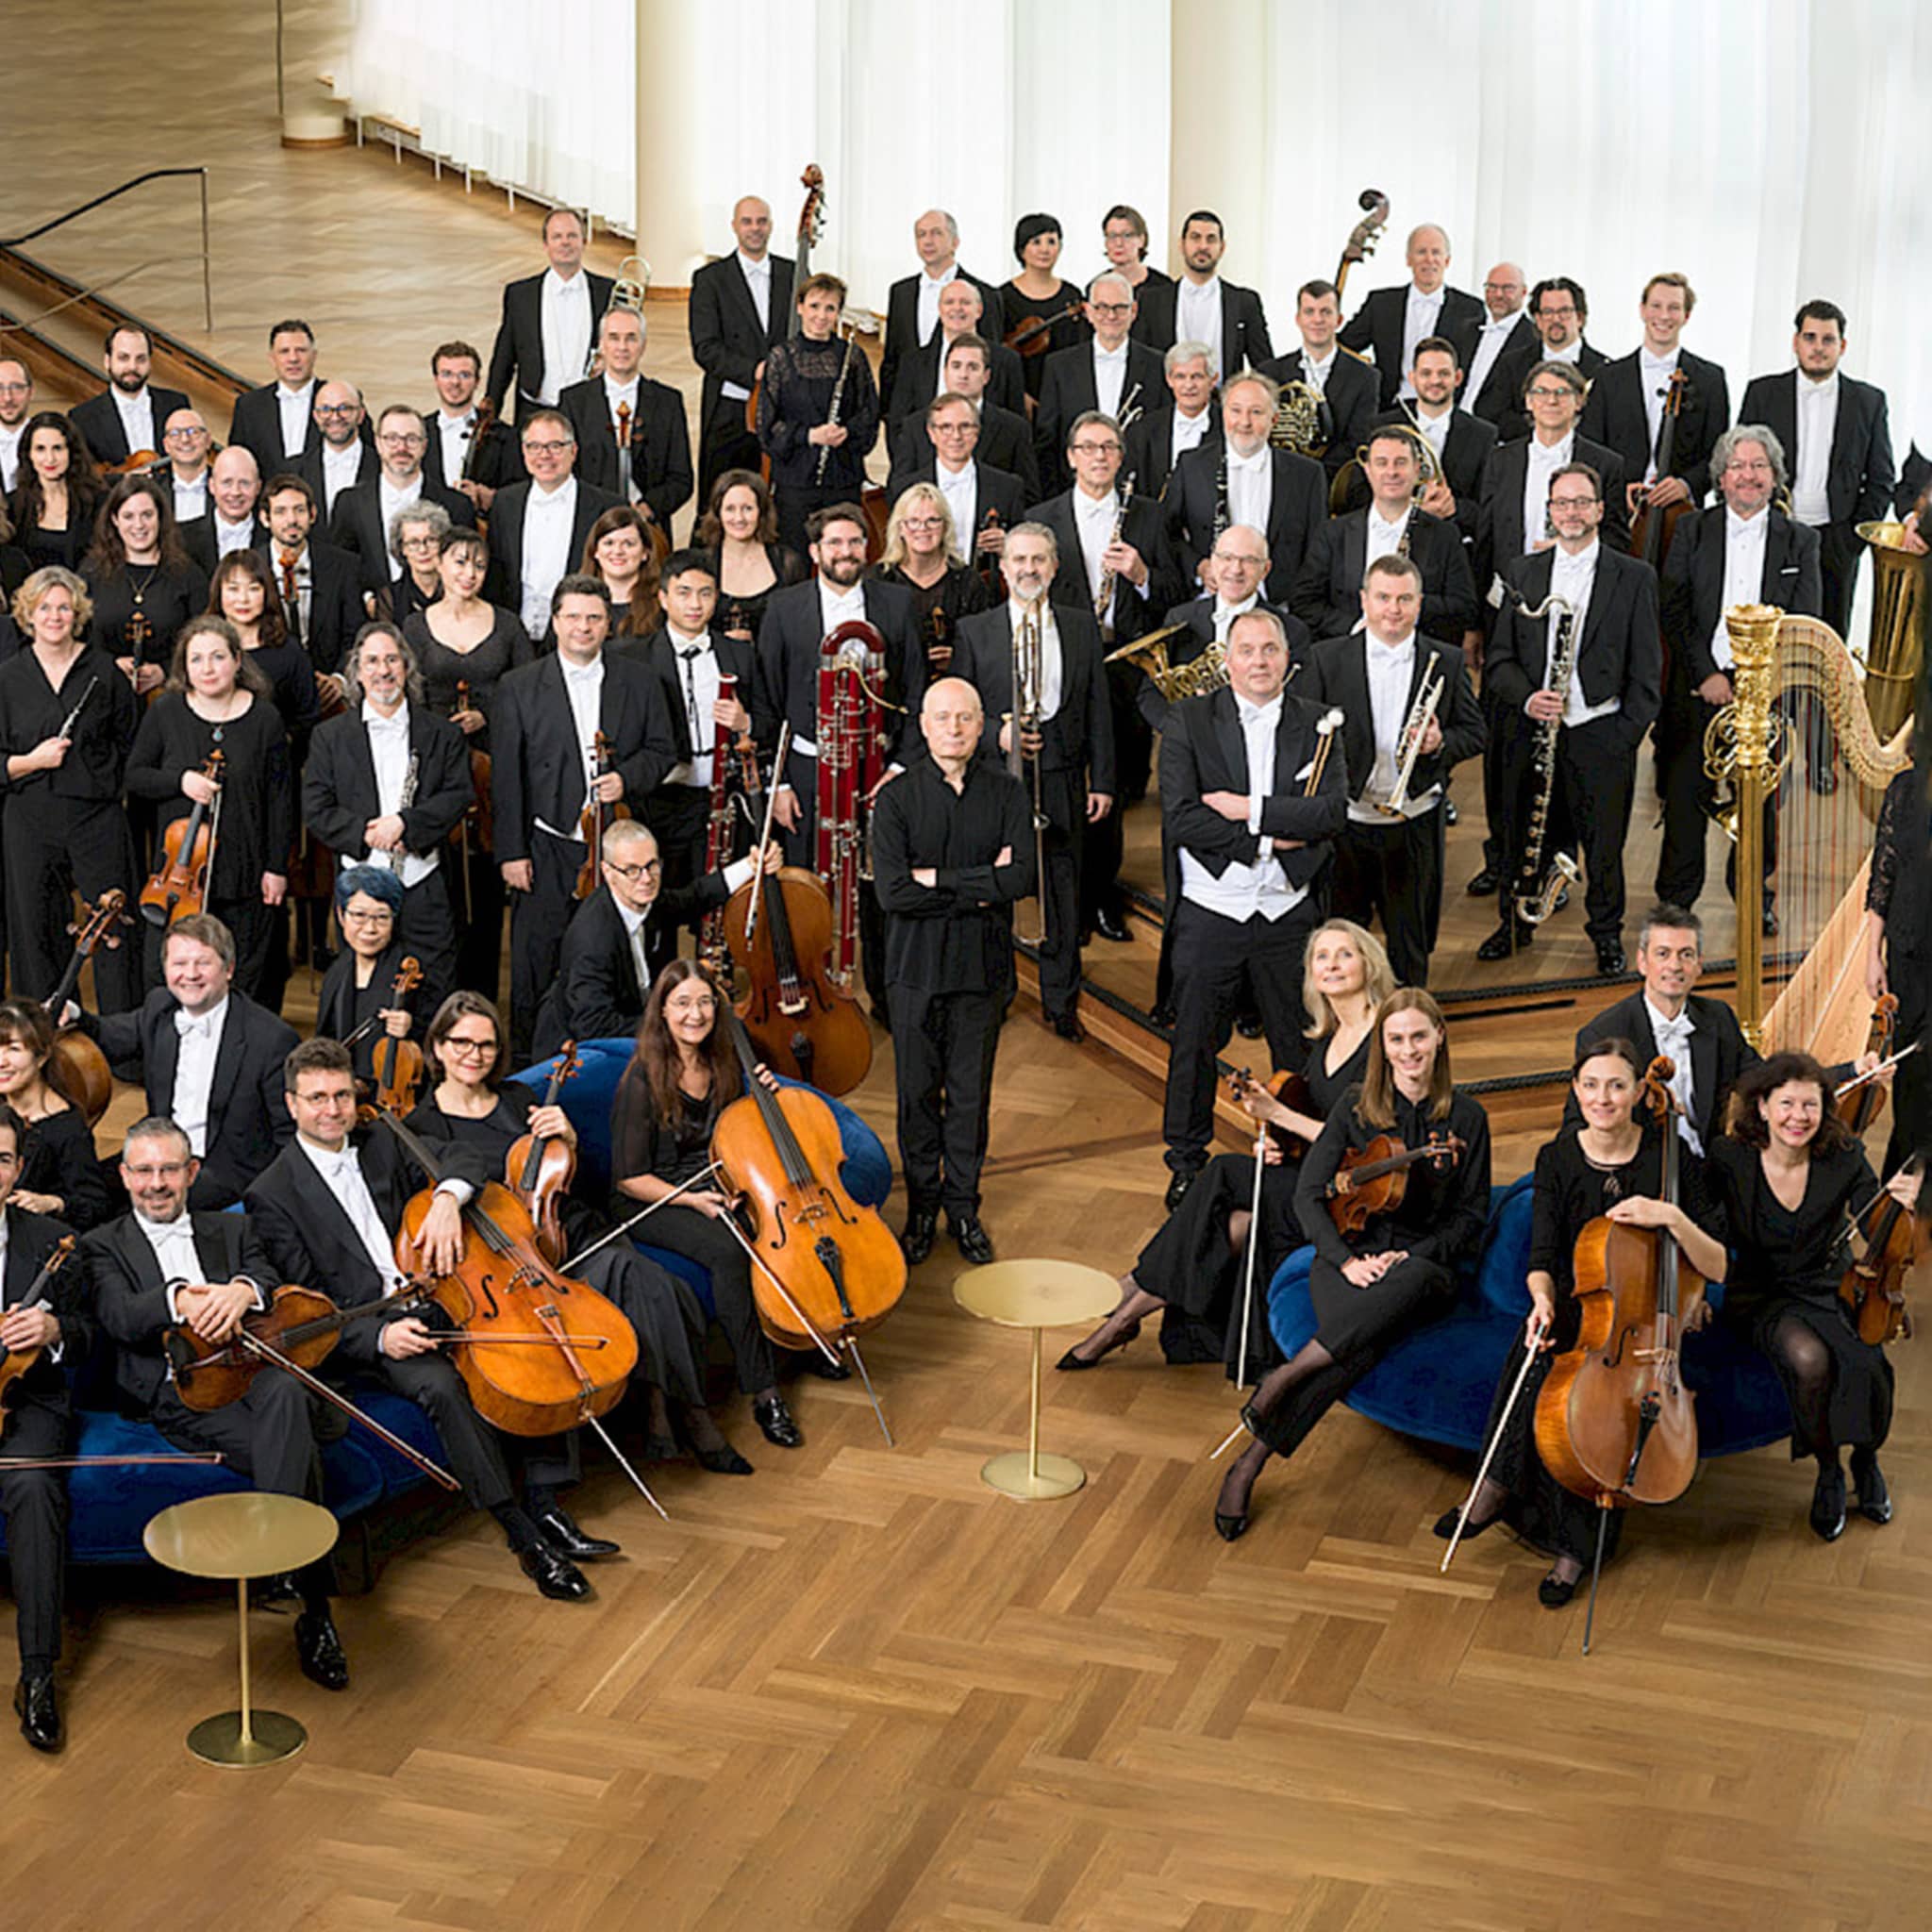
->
[1034,272,1166,494]
[878,209,1006,430]
[1123,341,1219,502]
[0,360,33,494]
[227,318,368,476]
[887,394,1027,574]
[325,403,475,597]
[421,339,525,513]
[884,278,1025,436]
[1129,211,1273,381]
[495,575,677,1059]
[180,444,267,575]
[1480,462,1661,974]
[1339,224,1486,408]
[1654,425,1823,924]
[886,334,1038,500]
[70,325,190,470]
[1459,264,1535,423]
[558,307,692,534]
[1476,276,1607,441]
[484,409,623,641]
[149,408,211,526]
[1256,281,1381,484]
[298,380,375,520]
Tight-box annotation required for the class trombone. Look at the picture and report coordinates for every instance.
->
[1008,597,1051,946]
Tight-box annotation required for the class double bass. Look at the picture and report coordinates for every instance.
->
[139,748,224,929]
[41,892,127,1128]
[745,164,825,450]
[1628,368,1691,575]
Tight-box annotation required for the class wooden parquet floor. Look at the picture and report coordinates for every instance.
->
[6,8,1932,1929]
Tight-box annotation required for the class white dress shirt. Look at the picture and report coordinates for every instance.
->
[1523,431,1575,555]
[435,409,475,486]
[1177,691,1307,922]
[321,441,363,517]
[534,655,607,839]
[171,996,229,1158]
[603,375,641,500]
[1399,285,1446,398]
[1546,337,1584,368]
[1352,632,1437,822]
[0,421,24,494]
[1638,348,1681,478]
[1791,372,1840,527]
[1074,486,1123,627]
[275,540,314,641]
[171,469,209,527]
[519,477,577,638]
[297,1139,408,1292]
[936,458,978,551]
[1643,995,1704,1154]
[666,630,723,788]
[1711,508,1771,671]
[798,581,867,761]
[1092,341,1129,422]
[1176,276,1224,377]
[1465,312,1523,409]
[1005,597,1065,722]
[136,1208,258,1326]
[538,267,593,407]
[1300,344,1336,397]
[915,264,959,347]
[276,380,317,459]
[376,473,424,577]
[722,254,773,404]
[113,386,158,458]
[1546,540,1617,727]
[363,703,438,885]
[213,512,257,561]
[1171,408,1213,468]
[1412,405,1453,465]
[1211,591,1258,641]
[1365,505,1412,573]
[1225,442,1273,536]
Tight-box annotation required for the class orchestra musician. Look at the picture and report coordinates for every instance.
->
[872,678,1037,1265]
[261,473,365,675]
[493,574,677,1061]
[408,991,753,1477]
[328,406,475,598]
[1864,760,1932,1172]
[312,865,425,1085]
[999,212,1088,403]
[486,410,624,644]
[950,523,1114,1041]
[1475,276,1607,441]
[1480,462,1661,974]
[181,445,267,575]
[1580,273,1730,518]
[1150,526,1310,732]
[1167,371,1326,605]
[125,615,291,997]
[0,1102,92,1752]
[1211,989,1492,1539]
[558,306,694,535]
[1302,555,1485,988]
[1437,1039,1724,1605]
[1458,263,1536,424]
[298,383,375,522]
[1654,425,1822,924]
[485,208,615,422]
[1058,921,1392,1376]
[886,393,1027,580]
[246,1037,606,1598]
[1338,225,1485,408]
[1158,608,1346,1208]
[1121,341,1219,502]
[877,210,1007,424]
[1035,275,1167,496]
[582,504,660,638]
[1291,426,1479,646]
[82,473,208,699]
[8,412,103,573]
[1130,211,1273,375]
[1360,337,1498,544]
[1707,1053,1922,1541]
[1101,204,1171,304]
[69,325,188,471]
[883,279,1025,434]
[153,408,212,528]
[0,1000,108,1231]
[0,360,34,495]
[1257,280,1380,483]
[608,960,810,1449]
[0,567,142,1012]
[757,272,880,556]
[872,485,996,676]
[225,318,326,475]
[85,1116,350,1692]
[421,340,526,513]
[373,505,451,628]
[887,335,1041,501]
[206,551,322,765]
[694,469,808,645]
[689,196,792,503]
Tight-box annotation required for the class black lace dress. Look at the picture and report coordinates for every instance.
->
[757,335,880,550]
[872,561,995,681]
[1865,767,1932,1168]
[704,544,808,645]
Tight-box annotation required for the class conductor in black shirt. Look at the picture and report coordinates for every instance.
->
[873,678,1036,1266]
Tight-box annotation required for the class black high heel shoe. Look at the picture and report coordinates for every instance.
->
[1537,1569,1579,1608]
[1055,1317,1141,1372]
[1432,1504,1498,1542]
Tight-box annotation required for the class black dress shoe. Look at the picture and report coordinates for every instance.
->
[1477,920,1532,962]
[1538,1571,1578,1609]
[799,1349,852,1380]
[753,1394,804,1448]
[14,1672,60,1752]
[1595,942,1627,976]
[1234,1013,1265,1040]
[1465,866,1500,896]
[951,1215,995,1264]
[1214,1508,1250,1542]
[1165,1168,1200,1212]
[1809,1464,1848,1541]
[1055,1318,1141,1372]
[1093,907,1131,942]
[1762,908,1780,939]
[1148,999,1176,1029]
[1432,1504,1496,1542]
[538,1507,621,1561]
[1443,797,1459,826]
[520,1543,592,1601]
[294,1608,350,1690]
[255,1571,303,1609]
[900,1209,938,1265]
[696,1442,756,1475]
[1050,1011,1087,1043]
[1852,1452,1891,1524]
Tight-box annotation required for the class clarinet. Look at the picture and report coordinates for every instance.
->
[815,334,856,487]
[1093,470,1137,628]
[1212,446,1230,541]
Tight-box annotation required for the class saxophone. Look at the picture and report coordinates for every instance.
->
[1510,591,1581,924]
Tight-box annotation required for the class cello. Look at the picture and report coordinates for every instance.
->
[139,748,224,929]
[1839,1155,1922,1346]
[1628,368,1690,574]
[41,892,127,1128]
[573,729,632,900]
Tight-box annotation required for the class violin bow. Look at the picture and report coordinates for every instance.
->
[1440,1309,1548,1574]
[1835,1041,1920,1099]
[559,1162,725,1273]
[0,1453,225,1472]
[742,724,791,947]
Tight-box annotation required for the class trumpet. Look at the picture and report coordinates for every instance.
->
[1009,598,1050,947]
[1375,661,1446,816]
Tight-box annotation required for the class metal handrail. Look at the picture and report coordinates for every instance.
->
[0,168,212,331]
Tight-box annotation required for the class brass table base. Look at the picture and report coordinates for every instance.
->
[187,1705,308,1768]
[981,1446,1086,1501]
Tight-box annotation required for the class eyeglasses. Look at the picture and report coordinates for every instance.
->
[1537,304,1578,318]
[931,421,976,435]
[1483,281,1523,293]
[164,426,208,441]
[0,381,29,395]
[1548,494,1600,510]
[1525,386,1575,401]
[1088,302,1132,318]
[378,433,426,450]
[399,534,439,551]
[1071,441,1121,457]
[1724,459,1774,475]
[315,404,361,420]
[604,858,662,881]
[341,907,394,924]
[522,440,573,456]
[443,1036,497,1058]
[900,517,943,532]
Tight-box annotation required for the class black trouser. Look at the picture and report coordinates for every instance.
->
[359,1351,517,1512]
[774,484,852,558]
[0,1403,68,1671]
[1500,714,1634,946]
[1817,518,1863,641]
[649,784,712,909]
[1032,767,1085,1023]
[1078,661,1144,929]
[635,1203,778,1394]
[889,984,1003,1220]
[1162,897,1319,1174]
[395,866,458,1018]
[1476,683,1512,876]
[508,826,589,1062]
[699,399,763,511]
[4,794,141,1012]
[449,839,508,1008]
[1654,691,1776,914]
[1333,808,1444,990]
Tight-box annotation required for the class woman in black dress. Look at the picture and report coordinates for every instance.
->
[206,550,322,749]
[1101,203,1174,305]
[1862,759,1932,1172]
[999,213,1087,403]
[582,504,661,639]
[1707,1051,1921,1541]
[125,614,291,997]
[872,483,994,679]
[695,469,807,646]
[609,960,814,1452]
[1059,920,1395,1378]
[82,475,208,697]
[372,502,451,625]
[8,413,103,574]
[1212,989,1495,1540]
[408,990,751,1474]
[0,999,108,1230]
[1435,1040,1726,1605]
[757,273,879,555]
[311,866,425,1084]
[403,526,526,1001]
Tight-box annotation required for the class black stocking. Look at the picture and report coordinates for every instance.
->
[1767,1313,1837,1461]
[1215,1338,1340,1520]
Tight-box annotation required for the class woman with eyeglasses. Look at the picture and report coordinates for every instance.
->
[872,483,992,677]
[408,991,750,1475]
[692,469,807,644]
[372,502,453,626]
[81,475,208,697]
[311,865,425,1083]
[0,998,109,1230]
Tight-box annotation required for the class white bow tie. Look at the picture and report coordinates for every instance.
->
[175,1011,215,1040]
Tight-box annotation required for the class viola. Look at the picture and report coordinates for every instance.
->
[1323,1132,1464,1238]
[1003,296,1084,360]
[1839,1156,1922,1346]
[1535,1058,1705,1510]
[724,863,873,1097]
[0,1237,76,1410]
[1839,992,1897,1137]
[574,729,633,899]
[139,747,224,929]
[1226,1066,1316,1160]
[507,1041,582,1267]
[709,1009,905,1355]
[380,1111,640,1439]
[42,892,128,1128]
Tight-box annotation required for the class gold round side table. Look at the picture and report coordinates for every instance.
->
[144,1491,340,1768]
[954,1258,1117,1500]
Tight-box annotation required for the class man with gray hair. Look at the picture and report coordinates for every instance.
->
[1123,339,1219,499]
[558,304,694,530]
[1035,272,1166,492]
[885,276,1026,430]
[1339,224,1485,408]
[880,208,1006,420]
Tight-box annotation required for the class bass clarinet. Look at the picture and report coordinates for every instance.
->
[1510,591,1582,924]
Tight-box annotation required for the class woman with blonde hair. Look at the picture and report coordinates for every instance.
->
[871,481,992,679]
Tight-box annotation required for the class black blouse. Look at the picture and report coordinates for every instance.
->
[315,939,430,1082]
[1707,1134,1876,1308]
[874,562,995,675]
[0,643,139,805]
[402,606,532,751]
[705,543,808,643]
[125,693,292,891]
[997,279,1090,398]
[84,559,209,667]
[1528,1123,1718,1300]
[757,336,880,494]
[609,1062,726,1193]
[245,639,324,751]
[1867,767,1932,1020]
[17,1106,109,1231]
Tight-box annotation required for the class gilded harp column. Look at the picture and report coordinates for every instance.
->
[1707,604,1784,1047]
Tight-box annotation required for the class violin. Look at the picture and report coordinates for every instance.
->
[507,1041,582,1267]
[380,1111,640,1438]
[1535,1057,1705,1510]
[1839,1156,1922,1346]
[574,729,633,899]
[1323,1132,1463,1238]
[0,1237,76,1410]
[1226,1066,1316,1160]
[724,864,873,1098]
[1839,992,1897,1137]
[1004,296,1084,360]
[709,1010,905,1355]
[139,747,225,929]
[41,892,127,1128]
